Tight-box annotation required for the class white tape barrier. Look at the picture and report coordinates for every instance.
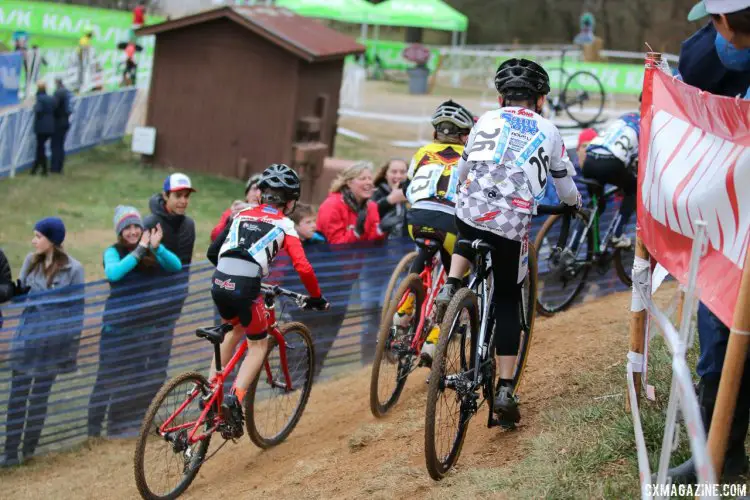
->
[629,222,718,499]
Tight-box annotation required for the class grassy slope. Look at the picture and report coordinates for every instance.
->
[0,141,244,280]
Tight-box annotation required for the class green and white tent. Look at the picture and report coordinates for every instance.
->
[369,0,468,32]
[274,0,375,24]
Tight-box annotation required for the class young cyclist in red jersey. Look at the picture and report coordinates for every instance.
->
[206,164,328,434]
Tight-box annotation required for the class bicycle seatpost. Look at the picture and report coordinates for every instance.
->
[214,341,223,373]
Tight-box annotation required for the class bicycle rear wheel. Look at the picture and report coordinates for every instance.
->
[512,244,538,393]
[245,323,314,448]
[535,211,594,315]
[370,273,425,417]
[381,251,418,324]
[425,288,476,480]
[562,70,606,127]
[134,372,212,500]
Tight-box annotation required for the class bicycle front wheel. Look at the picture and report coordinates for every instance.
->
[535,211,594,315]
[425,287,476,481]
[370,273,425,418]
[133,372,212,500]
[562,70,606,127]
[381,251,418,324]
[245,322,314,449]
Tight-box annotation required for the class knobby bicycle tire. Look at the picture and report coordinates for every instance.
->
[370,273,425,418]
[134,371,212,500]
[381,251,419,324]
[534,211,594,316]
[513,244,538,394]
[562,70,606,127]
[425,287,477,481]
[245,322,315,449]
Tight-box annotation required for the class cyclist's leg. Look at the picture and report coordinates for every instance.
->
[581,155,608,214]
[209,270,252,380]
[613,168,637,237]
[231,294,269,403]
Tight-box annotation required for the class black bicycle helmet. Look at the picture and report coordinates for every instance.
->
[431,99,475,134]
[494,58,551,96]
[258,164,301,203]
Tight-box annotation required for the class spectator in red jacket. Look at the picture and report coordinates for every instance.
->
[317,162,386,244]
[209,174,262,242]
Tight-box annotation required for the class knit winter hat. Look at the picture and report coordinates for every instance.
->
[113,205,143,236]
[34,217,66,246]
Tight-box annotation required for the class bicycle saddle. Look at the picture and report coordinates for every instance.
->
[578,178,604,191]
[415,238,441,250]
[458,239,494,254]
[196,323,234,344]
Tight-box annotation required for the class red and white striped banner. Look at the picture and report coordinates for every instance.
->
[638,62,750,327]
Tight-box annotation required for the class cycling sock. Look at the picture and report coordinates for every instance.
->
[498,378,513,388]
[446,277,461,287]
[231,386,247,403]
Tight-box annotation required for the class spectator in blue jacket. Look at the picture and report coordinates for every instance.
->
[51,78,72,174]
[3,217,84,466]
[87,206,182,438]
[30,81,55,176]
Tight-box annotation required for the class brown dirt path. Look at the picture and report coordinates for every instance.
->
[1,289,638,499]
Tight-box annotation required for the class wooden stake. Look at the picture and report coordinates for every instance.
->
[706,248,750,477]
[627,234,651,411]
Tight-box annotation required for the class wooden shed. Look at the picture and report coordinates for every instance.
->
[137,6,365,200]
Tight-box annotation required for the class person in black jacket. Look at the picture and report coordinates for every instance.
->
[30,82,56,176]
[129,173,197,418]
[371,159,409,239]
[51,79,72,174]
[0,249,29,330]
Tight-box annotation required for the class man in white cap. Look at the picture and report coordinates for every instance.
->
[689,0,750,49]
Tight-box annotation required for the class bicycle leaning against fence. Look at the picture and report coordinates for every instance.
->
[370,238,446,417]
[534,177,635,315]
[133,284,319,500]
[423,203,574,480]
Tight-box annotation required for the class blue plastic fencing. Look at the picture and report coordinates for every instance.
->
[0,87,137,177]
[0,197,635,463]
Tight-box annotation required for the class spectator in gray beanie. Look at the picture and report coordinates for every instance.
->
[87,206,183,437]
[3,217,84,466]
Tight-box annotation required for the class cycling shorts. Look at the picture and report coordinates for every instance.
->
[210,271,267,340]
[406,208,458,273]
[454,219,522,357]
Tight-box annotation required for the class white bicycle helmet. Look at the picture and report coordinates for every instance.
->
[431,99,475,134]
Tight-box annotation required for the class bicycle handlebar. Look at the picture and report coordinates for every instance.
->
[261,284,307,306]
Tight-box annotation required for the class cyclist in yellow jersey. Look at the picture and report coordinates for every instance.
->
[395,99,475,367]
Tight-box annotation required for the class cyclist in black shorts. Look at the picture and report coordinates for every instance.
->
[206,164,328,431]
[395,99,475,367]
[582,94,641,249]
[436,58,582,425]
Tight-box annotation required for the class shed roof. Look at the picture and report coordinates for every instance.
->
[136,5,365,63]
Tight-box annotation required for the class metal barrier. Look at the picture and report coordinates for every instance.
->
[627,225,717,499]
[0,87,137,178]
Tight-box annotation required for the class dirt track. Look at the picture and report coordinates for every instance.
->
[1,290,635,499]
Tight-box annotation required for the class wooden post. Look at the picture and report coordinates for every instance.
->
[675,289,686,329]
[705,248,750,476]
[627,234,651,410]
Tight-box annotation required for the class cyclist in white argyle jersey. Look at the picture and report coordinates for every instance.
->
[436,58,582,425]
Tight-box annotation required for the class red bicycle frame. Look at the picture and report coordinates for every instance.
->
[393,249,446,354]
[158,293,294,445]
